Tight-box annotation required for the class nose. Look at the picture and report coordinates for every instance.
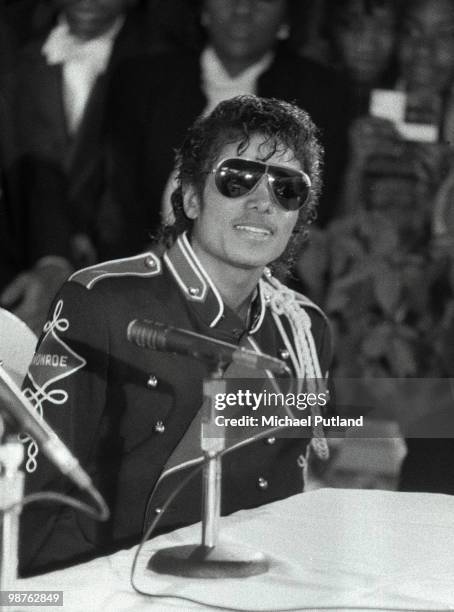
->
[245,174,275,213]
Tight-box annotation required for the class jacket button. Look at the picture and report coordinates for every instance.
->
[189,286,200,296]
[154,420,165,434]
[257,477,268,490]
[279,349,290,360]
[145,255,156,268]
[265,437,276,445]
[154,507,162,515]
[147,375,158,388]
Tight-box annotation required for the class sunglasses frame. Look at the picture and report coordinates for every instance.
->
[211,157,312,212]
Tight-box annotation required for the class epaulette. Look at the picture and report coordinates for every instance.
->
[261,268,327,321]
[69,252,161,290]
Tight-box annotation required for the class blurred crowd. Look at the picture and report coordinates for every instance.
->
[1,0,454,491]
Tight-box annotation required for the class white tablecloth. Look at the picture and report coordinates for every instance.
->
[17,488,454,612]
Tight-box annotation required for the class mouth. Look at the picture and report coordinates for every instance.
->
[233,224,274,238]
[229,30,252,40]
[66,5,106,21]
[224,23,256,43]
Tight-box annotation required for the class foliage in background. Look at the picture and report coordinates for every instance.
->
[298,147,454,383]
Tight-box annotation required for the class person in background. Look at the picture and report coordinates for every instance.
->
[333,0,454,219]
[293,0,401,300]
[323,0,399,117]
[20,95,332,575]
[104,0,350,259]
[297,0,454,495]
[0,0,152,334]
[300,0,454,301]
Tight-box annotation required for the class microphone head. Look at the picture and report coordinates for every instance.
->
[126,319,167,350]
[126,319,139,343]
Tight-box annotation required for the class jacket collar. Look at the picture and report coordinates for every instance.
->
[163,232,265,333]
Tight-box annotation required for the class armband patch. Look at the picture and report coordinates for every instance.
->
[21,299,86,472]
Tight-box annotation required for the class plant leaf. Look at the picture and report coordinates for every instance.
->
[373,265,402,315]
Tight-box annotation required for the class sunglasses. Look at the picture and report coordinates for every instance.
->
[212,158,311,212]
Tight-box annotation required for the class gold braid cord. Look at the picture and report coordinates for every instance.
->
[261,270,330,460]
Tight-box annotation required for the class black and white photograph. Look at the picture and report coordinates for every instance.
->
[1,1,454,610]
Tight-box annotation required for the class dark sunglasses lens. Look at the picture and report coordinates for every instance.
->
[270,169,310,211]
[215,160,263,198]
[272,175,310,210]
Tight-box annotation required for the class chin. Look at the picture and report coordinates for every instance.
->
[67,16,111,38]
[231,259,270,272]
[229,248,283,271]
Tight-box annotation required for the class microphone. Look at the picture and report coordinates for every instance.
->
[127,319,289,375]
[0,365,94,492]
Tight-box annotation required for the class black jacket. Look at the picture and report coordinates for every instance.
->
[20,233,331,575]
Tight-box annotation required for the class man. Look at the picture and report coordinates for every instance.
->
[325,0,398,108]
[20,96,331,575]
[398,0,454,96]
[105,0,349,257]
[0,0,151,333]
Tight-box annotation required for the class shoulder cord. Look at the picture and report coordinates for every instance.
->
[262,272,329,460]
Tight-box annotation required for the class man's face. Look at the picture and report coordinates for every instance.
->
[333,1,396,85]
[185,134,301,276]
[398,0,454,92]
[54,0,131,39]
[203,0,287,74]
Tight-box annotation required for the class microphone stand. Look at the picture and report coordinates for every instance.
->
[0,418,24,592]
[148,363,269,578]
[200,364,225,550]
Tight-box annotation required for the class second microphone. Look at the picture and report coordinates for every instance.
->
[126,319,289,375]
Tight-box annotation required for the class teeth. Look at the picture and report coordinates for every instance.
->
[235,225,271,236]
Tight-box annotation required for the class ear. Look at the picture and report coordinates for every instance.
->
[183,185,201,220]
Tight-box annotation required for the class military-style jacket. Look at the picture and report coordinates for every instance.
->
[19,233,331,575]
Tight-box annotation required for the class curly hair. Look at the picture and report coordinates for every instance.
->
[159,95,324,280]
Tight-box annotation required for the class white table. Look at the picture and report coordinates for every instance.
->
[17,488,454,611]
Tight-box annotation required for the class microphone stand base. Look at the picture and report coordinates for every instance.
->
[147,543,269,578]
